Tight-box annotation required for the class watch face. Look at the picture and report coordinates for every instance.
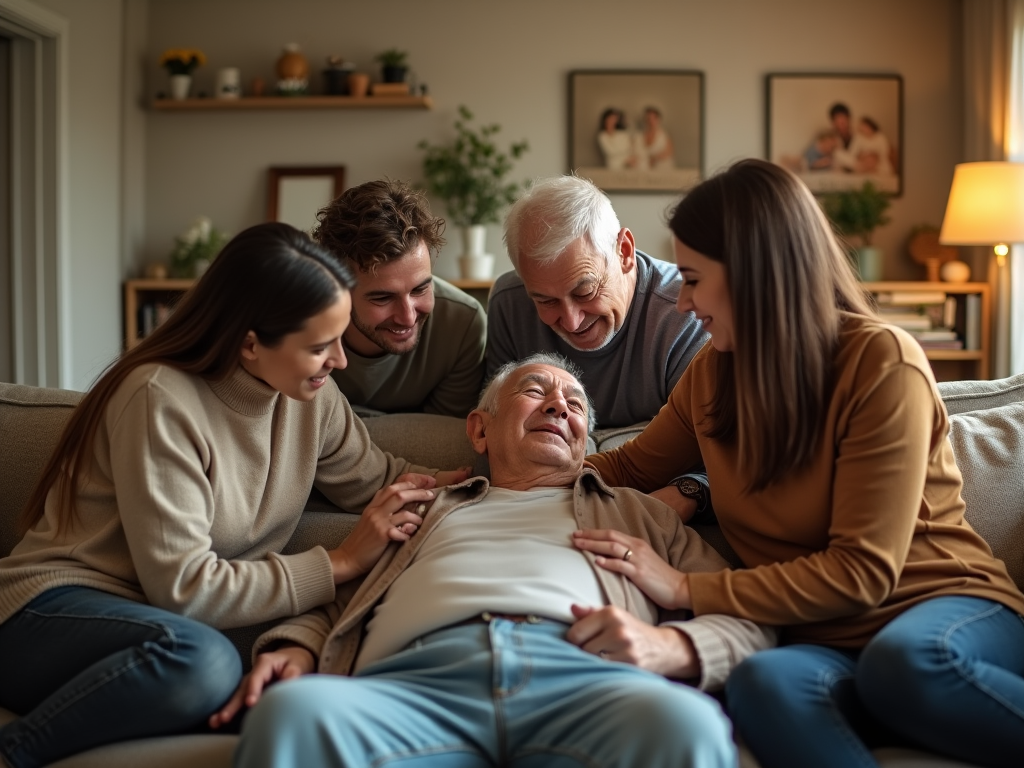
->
[676,478,701,497]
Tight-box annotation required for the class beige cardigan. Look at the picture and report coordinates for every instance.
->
[254,470,777,692]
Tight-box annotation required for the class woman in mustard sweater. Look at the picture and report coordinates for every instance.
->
[576,159,1024,768]
[0,223,454,768]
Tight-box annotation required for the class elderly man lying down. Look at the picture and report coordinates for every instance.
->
[219,353,775,768]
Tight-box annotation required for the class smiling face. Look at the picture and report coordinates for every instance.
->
[468,363,590,490]
[240,290,352,401]
[673,238,734,352]
[344,240,434,357]
[517,230,637,352]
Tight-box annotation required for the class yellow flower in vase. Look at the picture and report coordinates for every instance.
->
[160,48,206,100]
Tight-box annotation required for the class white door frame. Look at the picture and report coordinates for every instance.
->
[0,0,68,387]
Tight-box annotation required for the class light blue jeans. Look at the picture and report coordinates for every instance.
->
[0,586,242,768]
[234,617,736,768]
[726,596,1024,768]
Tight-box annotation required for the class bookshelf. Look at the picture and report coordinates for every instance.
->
[124,279,194,349]
[862,282,991,381]
[449,278,494,309]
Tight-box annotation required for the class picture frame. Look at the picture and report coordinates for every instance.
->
[266,166,346,234]
[766,73,903,196]
[568,70,704,193]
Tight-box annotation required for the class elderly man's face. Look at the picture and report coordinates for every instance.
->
[470,364,589,485]
[517,229,637,352]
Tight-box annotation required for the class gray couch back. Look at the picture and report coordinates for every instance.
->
[2,373,1023,597]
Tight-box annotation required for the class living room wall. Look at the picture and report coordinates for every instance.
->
[21,0,965,390]
[141,0,962,281]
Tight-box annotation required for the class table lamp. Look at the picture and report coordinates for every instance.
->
[939,161,1024,379]
[939,161,1024,266]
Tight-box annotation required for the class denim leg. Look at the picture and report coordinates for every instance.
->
[235,624,501,768]
[857,596,1024,768]
[498,621,735,768]
[727,644,880,768]
[234,619,736,768]
[0,586,242,768]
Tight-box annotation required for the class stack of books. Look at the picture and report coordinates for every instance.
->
[874,290,970,351]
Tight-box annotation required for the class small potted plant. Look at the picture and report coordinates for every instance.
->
[169,216,228,278]
[418,105,529,279]
[375,48,409,83]
[159,48,206,100]
[821,181,892,281]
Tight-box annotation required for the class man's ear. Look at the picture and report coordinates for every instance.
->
[239,331,259,361]
[466,409,491,456]
[616,228,637,274]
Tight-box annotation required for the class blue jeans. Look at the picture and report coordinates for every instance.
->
[0,586,242,768]
[234,617,736,768]
[726,596,1024,768]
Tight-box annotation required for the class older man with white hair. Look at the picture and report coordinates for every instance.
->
[488,176,708,429]
[225,353,774,768]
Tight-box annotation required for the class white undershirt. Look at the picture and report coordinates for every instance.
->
[354,486,607,671]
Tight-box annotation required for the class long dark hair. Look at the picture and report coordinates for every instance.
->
[20,222,356,535]
[669,159,875,491]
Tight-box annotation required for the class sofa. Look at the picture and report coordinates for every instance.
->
[1,375,1022,768]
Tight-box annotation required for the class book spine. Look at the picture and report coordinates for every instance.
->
[964,294,981,350]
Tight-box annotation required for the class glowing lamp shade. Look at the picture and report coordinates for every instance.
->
[939,162,1024,264]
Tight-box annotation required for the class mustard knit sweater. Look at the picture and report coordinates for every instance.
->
[0,363,425,629]
[589,314,1024,648]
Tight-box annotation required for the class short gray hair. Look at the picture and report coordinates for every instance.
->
[477,352,596,433]
[503,176,621,271]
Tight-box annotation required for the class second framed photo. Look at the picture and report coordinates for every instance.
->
[569,70,703,193]
[766,73,903,196]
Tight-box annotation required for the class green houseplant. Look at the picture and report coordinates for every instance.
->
[375,48,409,83]
[418,106,529,279]
[821,181,892,281]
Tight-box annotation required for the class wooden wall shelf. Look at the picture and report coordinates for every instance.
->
[151,95,433,111]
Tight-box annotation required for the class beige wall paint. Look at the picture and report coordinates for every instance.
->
[142,0,962,284]
[32,0,125,391]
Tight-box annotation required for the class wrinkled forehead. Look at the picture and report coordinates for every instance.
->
[506,364,587,404]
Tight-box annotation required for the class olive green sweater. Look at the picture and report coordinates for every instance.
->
[589,314,1024,648]
[0,363,428,629]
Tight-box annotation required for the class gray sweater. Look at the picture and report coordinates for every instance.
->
[486,251,708,428]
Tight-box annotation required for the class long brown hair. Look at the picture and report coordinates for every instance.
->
[20,222,356,536]
[668,159,875,491]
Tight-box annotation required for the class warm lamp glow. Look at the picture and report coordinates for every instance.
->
[940,161,1024,266]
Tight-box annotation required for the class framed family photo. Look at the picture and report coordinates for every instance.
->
[766,73,903,196]
[568,69,703,193]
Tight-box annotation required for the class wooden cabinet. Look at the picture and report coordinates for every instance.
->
[449,278,494,309]
[123,279,194,349]
[862,281,991,381]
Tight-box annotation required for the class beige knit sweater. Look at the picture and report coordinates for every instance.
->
[0,363,428,629]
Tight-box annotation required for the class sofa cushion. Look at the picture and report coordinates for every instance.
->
[946,402,1024,590]
[938,373,1024,415]
[359,412,479,472]
[0,383,83,558]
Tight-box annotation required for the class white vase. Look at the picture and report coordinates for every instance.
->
[459,254,495,281]
[169,74,192,101]
[463,225,488,257]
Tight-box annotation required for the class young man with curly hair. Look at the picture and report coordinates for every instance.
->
[313,179,486,418]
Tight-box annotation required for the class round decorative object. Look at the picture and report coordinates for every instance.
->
[276,44,309,81]
[216,68,241,99]
[459,255,494,281]
[940,259,971,283]
[908,229,958,282]
[144,262,168,280]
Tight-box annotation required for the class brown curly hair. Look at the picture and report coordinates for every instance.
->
[312,179,445,273]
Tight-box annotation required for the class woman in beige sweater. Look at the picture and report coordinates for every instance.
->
[577,160,1024,768]
[0,223,453,768]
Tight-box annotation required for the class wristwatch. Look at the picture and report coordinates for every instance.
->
[672,476,709,515]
